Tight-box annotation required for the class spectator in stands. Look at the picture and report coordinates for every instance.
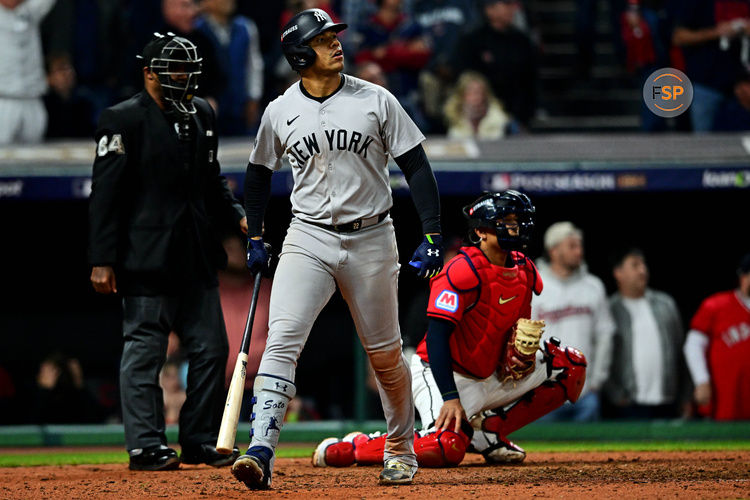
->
[442,70,515,140]
[604,247,690,419]
[532,221,615,421]
[683,252,750,420]
[353,60,429,128]
[196,0,264,136]
[43,52,95,138]
[41,0,126,124]
[672,0,750,132]
[411,0,481,133]
[0,0,55,146]
[353,0,432,130]
[450,0,538,128]
[160,358,186,426]
[29,352,104,424]
[218,234,271,421]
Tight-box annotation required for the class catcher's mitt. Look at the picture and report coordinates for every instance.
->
[500,318,545,382]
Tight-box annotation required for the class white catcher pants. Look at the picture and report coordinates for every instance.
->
[410,351,551,451]
[258,217,416,465]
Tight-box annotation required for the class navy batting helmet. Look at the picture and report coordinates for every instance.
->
[280,9,347,71]
[462,190,536,250]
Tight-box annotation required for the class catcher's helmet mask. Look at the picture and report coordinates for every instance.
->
[281,9,347,71]
[138,32,202,115]
[463,190,536,250]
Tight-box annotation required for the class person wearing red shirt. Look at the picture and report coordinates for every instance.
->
[684,252,750,420]
[312,191,587,468]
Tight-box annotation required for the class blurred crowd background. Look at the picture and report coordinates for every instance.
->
[1,0,749,428]
[3,0,750,147]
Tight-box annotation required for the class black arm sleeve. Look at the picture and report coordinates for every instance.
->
[243,162,272,237]
[393,144,441,234]
[425,317,459,401]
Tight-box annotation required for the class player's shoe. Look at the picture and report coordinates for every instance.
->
[128,445,180,471]
[378,457,418,485]
[481,436,526,464]
[231,446,273,490]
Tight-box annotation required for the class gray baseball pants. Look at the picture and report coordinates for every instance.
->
[258,216,416,465]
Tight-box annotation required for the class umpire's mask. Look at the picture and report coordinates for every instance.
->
[139,32,202,115]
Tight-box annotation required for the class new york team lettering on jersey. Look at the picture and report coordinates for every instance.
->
[249,74,425,226]
[417,246,543,379]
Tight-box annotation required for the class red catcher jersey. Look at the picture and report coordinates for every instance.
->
[417,246,542,379]
[690,290,750,420]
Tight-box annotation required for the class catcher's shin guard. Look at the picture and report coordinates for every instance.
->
[414,419,473,467]
[312,432,363,467]
[351,421,473,467]
[475,339,587,438]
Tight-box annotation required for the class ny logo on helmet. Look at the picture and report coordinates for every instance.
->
[314,11,326,22]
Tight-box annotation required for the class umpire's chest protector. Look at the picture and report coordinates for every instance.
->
[447,247,542,379]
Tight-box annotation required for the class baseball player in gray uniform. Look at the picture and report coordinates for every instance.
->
[231,8,443,490]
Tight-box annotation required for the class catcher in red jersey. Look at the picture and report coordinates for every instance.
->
[313,191,588,468]
[684,252,750,420]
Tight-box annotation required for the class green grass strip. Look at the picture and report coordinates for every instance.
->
[1,441,748,468]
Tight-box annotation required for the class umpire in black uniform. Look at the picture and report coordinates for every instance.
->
[88,33,245,471]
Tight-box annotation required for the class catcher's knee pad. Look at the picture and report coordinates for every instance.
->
[544,338,587,403]
[414,420,473,467]
[472,341,586,437]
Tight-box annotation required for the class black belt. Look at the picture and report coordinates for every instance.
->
[305,211,389,233]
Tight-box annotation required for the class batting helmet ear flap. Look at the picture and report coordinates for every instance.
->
[283,43,318,72]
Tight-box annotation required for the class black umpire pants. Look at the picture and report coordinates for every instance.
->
[120,285,229,451]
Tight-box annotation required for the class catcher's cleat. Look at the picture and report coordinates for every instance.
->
[378,458,418,485]
[312,437,355,467]
[232,446,273,489]
[128,445,180,471]
[481,436,526,464]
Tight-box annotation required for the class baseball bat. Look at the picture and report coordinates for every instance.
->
[216,270,263,454]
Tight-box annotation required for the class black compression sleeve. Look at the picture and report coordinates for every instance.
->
[425,317,459,401]
[394,144,441,234]
[243,162,272,237]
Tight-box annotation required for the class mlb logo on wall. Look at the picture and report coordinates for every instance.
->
[435,290,459,313]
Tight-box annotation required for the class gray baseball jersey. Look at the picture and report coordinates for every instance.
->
[247,75,420,467]
[249,74,425,225]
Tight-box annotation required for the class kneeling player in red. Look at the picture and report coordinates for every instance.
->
[313,191,587,468]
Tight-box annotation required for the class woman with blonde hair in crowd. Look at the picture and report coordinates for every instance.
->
[443,71,514,140]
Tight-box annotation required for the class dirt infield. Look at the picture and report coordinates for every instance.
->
[1,450,748,499]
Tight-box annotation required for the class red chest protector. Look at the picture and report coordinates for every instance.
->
[418,246,543,379]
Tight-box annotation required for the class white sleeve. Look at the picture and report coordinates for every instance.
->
[23,0,56,22]
[248,104,283,170]
[683,329,710,385]
[244,19,264,101]
[379,88,425,158]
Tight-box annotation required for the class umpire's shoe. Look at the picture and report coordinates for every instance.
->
[232,446,274,489]
[379,457,417,485]
[128,445,180,471]
[181,443,240,467]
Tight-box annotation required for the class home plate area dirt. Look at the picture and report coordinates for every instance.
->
[1,451,748,499]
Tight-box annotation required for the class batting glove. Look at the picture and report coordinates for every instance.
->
[246,237,270,275]
[409,234,443,278]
